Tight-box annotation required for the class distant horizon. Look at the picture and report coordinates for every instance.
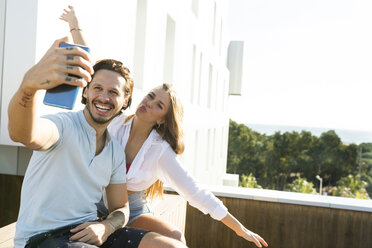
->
[241,122,372,145]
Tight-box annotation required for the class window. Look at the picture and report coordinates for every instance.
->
[220,127,224,158]
[212,128,216,166]
[163,15,176,84]
[222,79,227,111]
[133,0,148,89]
[215,72,219,110]
[192,0,199,17]
[208,64,213,108]
[212,2,217,45]
[190,45,196,103]
[219,19,223,55]
[193,130,199,174]
[207,129,212,170]
[198,53,203,105]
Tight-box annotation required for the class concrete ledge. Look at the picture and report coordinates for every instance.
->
[198,184,372,212]
[164,184,372,212]
[0,222,15,248]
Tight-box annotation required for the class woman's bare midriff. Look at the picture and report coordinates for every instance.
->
[128,190,138,195]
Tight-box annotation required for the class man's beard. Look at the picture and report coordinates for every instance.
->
[86,99,122,124]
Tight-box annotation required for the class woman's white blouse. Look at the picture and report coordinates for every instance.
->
[108,114,228,220]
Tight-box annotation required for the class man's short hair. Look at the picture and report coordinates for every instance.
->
[81,59,134,110]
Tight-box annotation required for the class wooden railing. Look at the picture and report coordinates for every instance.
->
[184,187,372,248]
[0,174,23,228]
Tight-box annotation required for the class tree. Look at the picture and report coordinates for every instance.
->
[239,173,262,189]
[330,174,370,199]
[227,119,368,199]
[359,143,372,197]
[287,176,317,194]
[227,120,267,182]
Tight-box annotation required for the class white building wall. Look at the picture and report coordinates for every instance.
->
[0,0,5,105]
[0,0,230,186]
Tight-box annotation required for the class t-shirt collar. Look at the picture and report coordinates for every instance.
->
[78,110,112,143]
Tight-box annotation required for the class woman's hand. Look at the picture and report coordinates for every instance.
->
[235,225,268,247]
[59,5,87,46]
[60,5,78,25]
[221,212,268,247]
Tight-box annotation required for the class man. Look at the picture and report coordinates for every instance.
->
[8,37,186,248]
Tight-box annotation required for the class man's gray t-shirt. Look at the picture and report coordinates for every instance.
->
[14,111,126,248]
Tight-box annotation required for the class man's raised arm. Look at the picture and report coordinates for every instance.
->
[8,36,93,150]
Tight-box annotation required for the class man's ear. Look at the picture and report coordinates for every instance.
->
[82,87,88,98]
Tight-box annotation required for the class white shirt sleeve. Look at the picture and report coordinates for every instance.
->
[155,145,228,220]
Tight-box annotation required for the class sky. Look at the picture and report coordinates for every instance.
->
[227,0,372,132]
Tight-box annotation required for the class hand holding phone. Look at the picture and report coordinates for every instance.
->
[43,42,91,110]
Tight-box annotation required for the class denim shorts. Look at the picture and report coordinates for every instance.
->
[97,191,153,225]
[25,221,149,248]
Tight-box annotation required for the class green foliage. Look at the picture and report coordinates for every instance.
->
[330,174,370,199]
[361,152,372,159]
[359,143,372,153]
[227,119,371,199]
[359,143,372,196]
[287,176,316,194]
[239,173,262,189]
[227,120,268,184]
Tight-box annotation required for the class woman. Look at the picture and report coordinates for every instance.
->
[61,6,268,248]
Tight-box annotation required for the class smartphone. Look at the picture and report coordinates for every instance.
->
[43,42,90,109]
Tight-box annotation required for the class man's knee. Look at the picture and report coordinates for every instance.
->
[139,232,187,248]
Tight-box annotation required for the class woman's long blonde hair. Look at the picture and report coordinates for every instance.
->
[145,83,185,201]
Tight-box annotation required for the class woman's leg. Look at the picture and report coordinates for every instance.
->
[139,232,187,248]
[129,215,186,244]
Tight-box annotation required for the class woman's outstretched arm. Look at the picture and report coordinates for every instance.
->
[60,5,87,46]
[157,146,268,247]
